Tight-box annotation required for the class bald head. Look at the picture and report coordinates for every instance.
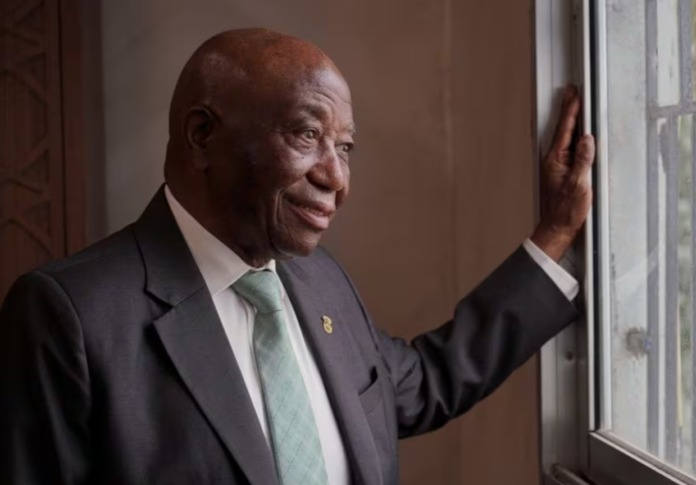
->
[164,29,354,267]
[168,28,342,138]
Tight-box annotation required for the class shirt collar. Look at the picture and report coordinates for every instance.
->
[165,185,279,297]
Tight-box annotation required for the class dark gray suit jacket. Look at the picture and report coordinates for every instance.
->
[0,188,578,485]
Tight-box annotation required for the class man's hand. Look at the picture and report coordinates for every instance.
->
[532,85,596,262]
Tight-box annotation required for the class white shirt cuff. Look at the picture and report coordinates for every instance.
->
[522,238,579,301]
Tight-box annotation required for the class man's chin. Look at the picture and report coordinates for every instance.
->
[272,233,323,260]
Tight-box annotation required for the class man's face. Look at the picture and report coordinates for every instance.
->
[205,67,355,260]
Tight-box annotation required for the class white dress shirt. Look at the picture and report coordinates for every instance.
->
[165,186,577,484]
[522,239,579,300]
[165,187,350,485]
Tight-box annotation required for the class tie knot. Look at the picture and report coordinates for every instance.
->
[232,270,284,314]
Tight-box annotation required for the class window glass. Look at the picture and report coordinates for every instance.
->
[603,0,696,475]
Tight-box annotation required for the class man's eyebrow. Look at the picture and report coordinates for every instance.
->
[296,105,356,136]
[296,104,330,120]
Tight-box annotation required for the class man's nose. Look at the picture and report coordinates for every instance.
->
[309,147,346,193]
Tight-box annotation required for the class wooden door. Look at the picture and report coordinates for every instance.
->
[0,0,89,302]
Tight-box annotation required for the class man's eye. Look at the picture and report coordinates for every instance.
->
[301,130,318,141]
[339,143,354,153]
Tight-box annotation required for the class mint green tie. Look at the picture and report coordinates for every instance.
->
[233,270,329,485]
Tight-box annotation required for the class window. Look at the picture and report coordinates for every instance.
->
[538,1,696,484]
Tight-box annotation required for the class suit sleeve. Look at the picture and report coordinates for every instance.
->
[359,247,578,439]
[0,271,91,484]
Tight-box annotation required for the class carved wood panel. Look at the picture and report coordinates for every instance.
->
[0,0,65,301]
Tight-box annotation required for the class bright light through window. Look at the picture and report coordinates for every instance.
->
[601,0,696,477]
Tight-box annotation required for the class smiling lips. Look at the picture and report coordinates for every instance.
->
[285,197,335,230]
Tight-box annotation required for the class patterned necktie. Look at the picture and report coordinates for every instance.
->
[232,270,329,485]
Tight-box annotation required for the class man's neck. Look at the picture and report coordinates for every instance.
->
[165,183,273,269]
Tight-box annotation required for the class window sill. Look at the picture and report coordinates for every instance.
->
[545,466,595,485]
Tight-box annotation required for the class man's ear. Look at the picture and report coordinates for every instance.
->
[184,107,216,170]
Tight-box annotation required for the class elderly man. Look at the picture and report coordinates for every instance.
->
[0,29,594,485]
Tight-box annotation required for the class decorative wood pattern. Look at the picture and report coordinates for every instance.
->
[1,0,65,301]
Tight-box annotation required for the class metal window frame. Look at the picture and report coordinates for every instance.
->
[536,0,593,479]
[536,1,696,484]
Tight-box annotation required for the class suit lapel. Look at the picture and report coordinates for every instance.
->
[278,261,383,485]
[135,188,278,485]
[153,291,278,485]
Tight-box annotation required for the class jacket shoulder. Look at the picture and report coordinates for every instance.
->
[31,224,144,296]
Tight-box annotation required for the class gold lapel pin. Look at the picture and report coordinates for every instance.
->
[322,315,333,334]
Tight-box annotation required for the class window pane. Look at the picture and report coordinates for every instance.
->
[602,0,696,475]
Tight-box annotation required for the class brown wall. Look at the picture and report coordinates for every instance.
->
[102,0,539,483]
[322,2,539,484]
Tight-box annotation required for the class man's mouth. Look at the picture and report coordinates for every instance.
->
[284,197,334,231]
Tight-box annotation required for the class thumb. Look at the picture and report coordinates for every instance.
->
[571,134,596,181]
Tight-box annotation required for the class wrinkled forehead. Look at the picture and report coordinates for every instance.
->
[271,68,354,128]
[194,36,353,125]
[226,62,353,122]
[250,51,351,99]
[283,67,352,106]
